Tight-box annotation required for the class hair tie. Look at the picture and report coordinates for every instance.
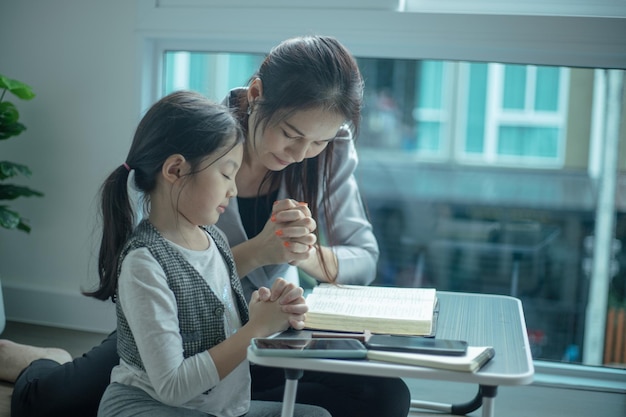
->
[123,162,131,171]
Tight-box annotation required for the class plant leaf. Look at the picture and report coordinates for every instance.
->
[0,205,20,229]
[0,161,33,180]
[0,121,26,140]
[0,206,32,233]
[16,219,32,233]
[0,184,44,200]
[0,101,27,140]
[0,75,35,101]
[0,101,19,124]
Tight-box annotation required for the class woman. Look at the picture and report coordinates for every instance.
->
[219,35,410,417]
[4,35,411,417]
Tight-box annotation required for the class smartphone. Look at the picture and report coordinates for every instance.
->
[251,338,368,359]
[365,335,468,356]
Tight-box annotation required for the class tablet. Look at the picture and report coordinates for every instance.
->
[250,337,368,359]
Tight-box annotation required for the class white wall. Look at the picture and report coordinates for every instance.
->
[0,0,139,331]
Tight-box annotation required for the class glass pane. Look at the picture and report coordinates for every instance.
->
[358,59,405,150]
[188,53,210,95]
[419,61,444,109]
[503,64,527,109]
[498,125,559,157]
[535,66,560,111]
[465,63,487,153]
[163,51,264,101]
[416,121,441,151]
[225,54,265,90]
[164,51,190,93]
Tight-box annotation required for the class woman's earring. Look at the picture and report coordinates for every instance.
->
[247,99,256,115]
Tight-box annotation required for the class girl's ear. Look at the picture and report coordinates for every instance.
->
[248,77,263,103]
[162,154,187,184]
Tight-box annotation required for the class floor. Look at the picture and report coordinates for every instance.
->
[1,321,624,417]
[0,321,108,417]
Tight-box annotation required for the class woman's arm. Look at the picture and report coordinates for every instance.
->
[231,199,316,278]
[232,139,378,285]
[296,138,379,284]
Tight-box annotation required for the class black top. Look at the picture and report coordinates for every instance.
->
[237,189,279,238]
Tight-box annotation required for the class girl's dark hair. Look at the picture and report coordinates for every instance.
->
[85,91,244,301]
[236,35,364,282]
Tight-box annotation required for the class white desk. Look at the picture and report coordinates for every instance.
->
[247,291,534,417]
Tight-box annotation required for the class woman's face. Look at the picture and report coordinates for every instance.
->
[248,107,345,171]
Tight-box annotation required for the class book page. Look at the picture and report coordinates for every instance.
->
[306,285,436,321]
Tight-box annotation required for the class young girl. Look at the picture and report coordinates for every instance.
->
[92,91,329,417]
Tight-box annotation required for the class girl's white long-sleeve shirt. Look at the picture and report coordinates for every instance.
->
[109,235,249,417]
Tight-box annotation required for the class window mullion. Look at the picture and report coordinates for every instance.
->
[485,63,503,163]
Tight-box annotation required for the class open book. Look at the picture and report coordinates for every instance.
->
[304,284,437,336]
[367,346,495,372]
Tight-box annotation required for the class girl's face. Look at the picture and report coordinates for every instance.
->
[249,107,345,171]
[179,141,243,226]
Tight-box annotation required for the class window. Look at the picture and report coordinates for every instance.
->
[162,51,625,369]
[460,63,569,166]
[357,60,569,167]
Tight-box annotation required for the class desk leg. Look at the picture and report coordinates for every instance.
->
[448,386,483,415]
[281,369,303,417]
[480,386,497,417]
[438,385,497,416]
[412,385,488,415]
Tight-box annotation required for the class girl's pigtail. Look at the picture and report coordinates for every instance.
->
[84,165,134,301]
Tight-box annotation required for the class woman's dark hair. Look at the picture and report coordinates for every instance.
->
[85,90,244,301]
[235,35,364,282]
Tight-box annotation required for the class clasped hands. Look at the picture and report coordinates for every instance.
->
[248,199,315,332]
[251,278,308,332]
[257,198,317,266]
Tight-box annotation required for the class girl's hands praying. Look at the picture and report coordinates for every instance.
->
[256,278,308,330]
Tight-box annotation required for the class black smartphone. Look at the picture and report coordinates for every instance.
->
[251,338,368,359]
[365,335,468,356]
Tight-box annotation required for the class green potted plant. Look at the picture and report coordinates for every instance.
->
[0,74,42,333]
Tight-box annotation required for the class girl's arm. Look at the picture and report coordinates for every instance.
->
[119,250,218,405]
[208,282,306,378]
[120,252,305,404]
